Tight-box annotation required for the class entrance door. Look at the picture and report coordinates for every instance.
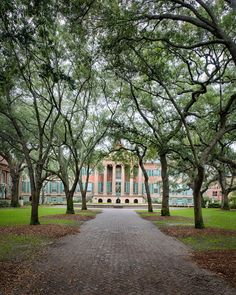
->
[116,198,121,204]
[116,181,121,196]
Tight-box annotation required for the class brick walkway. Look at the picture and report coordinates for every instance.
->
[28,209,235,294]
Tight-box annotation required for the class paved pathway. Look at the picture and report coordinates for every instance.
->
[29,209,235,294]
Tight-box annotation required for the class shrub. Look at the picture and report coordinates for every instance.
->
[229,196,236,209]
[208,202,221,208]
[0,200,10,208]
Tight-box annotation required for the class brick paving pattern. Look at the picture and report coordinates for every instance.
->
[24,209,236,294]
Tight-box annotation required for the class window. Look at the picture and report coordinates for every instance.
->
[212,191,218,196]
[153,169,161,176]
[153,183,159,194]
[22,181,31,193]
[87,183,93,192]
[116,166,121,179]
[133,183,138,194]
[51,182,58,193]
[98,182,103,193]
[107,182,112,193]
[125,182,130,194]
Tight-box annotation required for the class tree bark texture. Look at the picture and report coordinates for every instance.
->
[221,191,230,210]
[193,165,205,229]
[10,172,20,207]
[139,159,153,213]
[30,190,40,225]
[160,153,170,216]
[218,169,230,210]
[66,191,75,214]
[81,191,87,210]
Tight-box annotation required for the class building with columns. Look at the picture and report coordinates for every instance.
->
[5,154,221,205]
[92,159,162,204]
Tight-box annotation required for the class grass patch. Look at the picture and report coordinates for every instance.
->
[137,208,236,230]
[0,207,100,265]
[138,208,236,252]
[171,208,236,230]
[0,234,50,261]
[0,207,66,226]
[181,236,236,251]
[0,207,100,226]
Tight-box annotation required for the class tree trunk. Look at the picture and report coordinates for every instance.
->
[221,191,230,210]
[193,165,205,229]
[30,190,40,225]
[218,169,230,210]
[81,191,87,210]
[41,187,45,205]
[138,154,153,212]
[200,192,205,208]
[160,153,170,216]
[141,167,153,212]
[10,172,20,207]
[66,191,75,214]
[144,177,153,212]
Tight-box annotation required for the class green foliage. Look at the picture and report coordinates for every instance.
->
[230,196,236,209]
[0,200,10,208]
[208,203,221,208]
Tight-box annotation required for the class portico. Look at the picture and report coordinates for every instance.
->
[93,160,146,204]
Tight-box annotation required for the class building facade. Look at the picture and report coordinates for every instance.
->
[0,156,11,199]
[0,155,223,205]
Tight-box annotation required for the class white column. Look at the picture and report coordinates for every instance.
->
[112,164,116,196]
[138,165,142,195]
[130,165,134,196]
[94,169,98,195]
[121,165,125,196]
[103,165,107,195]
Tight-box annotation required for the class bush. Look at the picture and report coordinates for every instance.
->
[22,201,31,206]
[0,200,10,208]
[229,196,236,209]
[208,202,221,208]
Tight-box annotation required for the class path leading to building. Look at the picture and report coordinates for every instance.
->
[29,209,235,295]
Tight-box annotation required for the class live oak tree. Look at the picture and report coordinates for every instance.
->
[0,1,73,224]
[0,115,26,207]
[96,0,236,228]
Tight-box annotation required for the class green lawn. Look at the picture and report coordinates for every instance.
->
[0,207,100,262]
[181,236,236,250]
[137,208,236,251]
[137,208,236,230]
[171,208,236,230]
[0,207,100,226]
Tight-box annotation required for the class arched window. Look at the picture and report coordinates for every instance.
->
[125,199,129,203]
[116,198,121,204]
[98,198,103,203]
[107,199,112,203]
[134,199,138,204]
